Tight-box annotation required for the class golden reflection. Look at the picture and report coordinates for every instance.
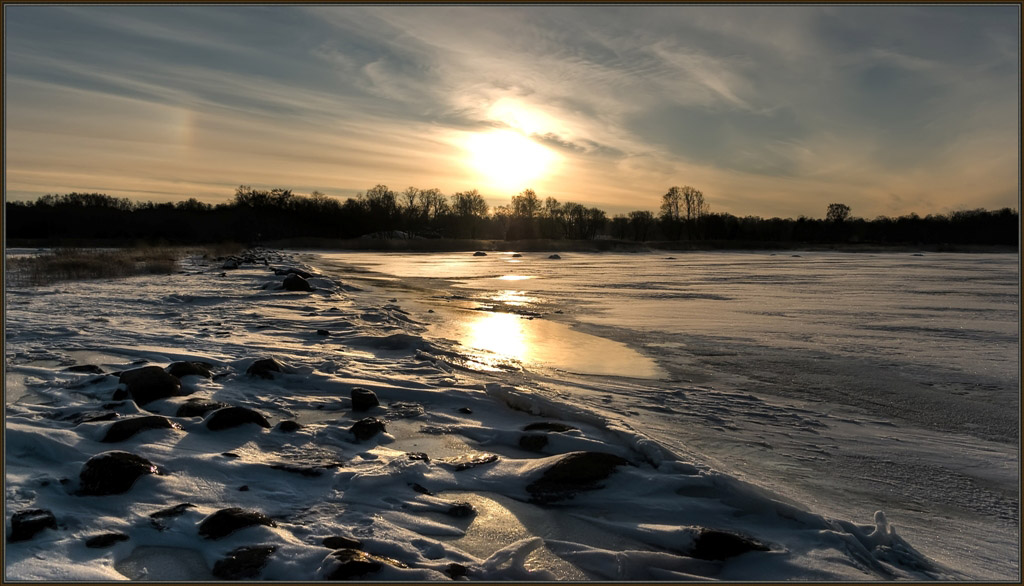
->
[496,275,533,281]
[465,312,528,363]
[490,290,537,306]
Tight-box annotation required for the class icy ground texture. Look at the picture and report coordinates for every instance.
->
[0,250,984,580]
[315,250,1020,580]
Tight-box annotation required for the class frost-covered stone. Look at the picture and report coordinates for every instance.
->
[212,545,276,579]
[526,451,629,504]
[9,509,57,542]
[688,528,769,560]
[101,415,181,443]
[198,508,276,540]
[350,417,386,441]
[166,361,213,379]
[246,358,283,379]
[319,548,407,580]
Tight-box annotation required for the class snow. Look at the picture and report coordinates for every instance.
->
[4,248,1016,580]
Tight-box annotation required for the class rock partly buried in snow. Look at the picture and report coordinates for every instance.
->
[519,434,548,452]
[176,398,230,418]
[282,274,314,292]
[446,502,477,518]
[687,528,769,560]
[166,361,213,379]
[350,387,380,411]
[65,364,105,374]
[274,267,313,279]
[473,251,487,257]
[438,452,499,471]
[323,536,363,550]
[118,366,182,406]
[8,508,58,542]
[246,358,283,379]
[101,415,182,443]
[205,407,271,431]
[512,253,523,258]
[276,420,302,432]
[319,549,407,580]
[149,503,196,519]
[350,417,386,441]
[198,508,277,540]
[526,451,630,504]
[85,532,130,548]
[548,254,562,259]
[79,451,159,496]
[523,422,578,433]
[212,545,277,579]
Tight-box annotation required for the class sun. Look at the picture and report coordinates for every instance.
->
[463,129,558,193]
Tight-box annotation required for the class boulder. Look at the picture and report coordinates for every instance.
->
[118,366,182,406]
[246,358,283,379]
[212,545,277,580]
[85,532,130,548]
[101,415,181,443]
[350,387,380,411]
[198,508,276,540]
[350,418,386,442]
[206,407,271,431]
[282,274,314,292]
[445,563,469,578]
[511,253,523,258]
[548,254,561,259]
[323,535,363,550]
[525,451,629,504]
[166,361,213,379]
[274,267,313,279]
[78,451,159,496]
[316,329,330,336]
[65,364,105,374]
[320,549,407,580]
[8,508,57,542]
[276,420,302,432]
[176,398,230,418]
[473,251,487,257]
[688,529,769,560]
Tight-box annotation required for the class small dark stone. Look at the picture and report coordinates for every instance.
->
[438,452,499,471]
[316,329,330,336]
[526,451,630,504]
[198,508,276,540]
[350,417,386,441]
[222,452,241,458]
[101,415,181,443]
[212,545,277,580]
[406,452,430,463]
[689,529,769,560]
[239,485,249,492]
[472,251,487,257]
[511,253,523,258]
[446,563,469,578]
[523,422,578,433]
[9,509,57,542]
[283,274,314,292]
[409,483,433,495]
[457,407,473,414]
[149,503,196,519]
[166,361,213,379]
[246,358,283,379]
[206,407,271,431]
[118,366,182,406]
[78,451,159,496]
[446,502,476,518]
[322,549,407,580]
[176,398,230,418]
[85,532,130,548]
[323,535,363,550]
[548,254,561,259]
[277,420,302,432]
[66,364,104,374]
[350,387,380,411]
[519,434,548,452]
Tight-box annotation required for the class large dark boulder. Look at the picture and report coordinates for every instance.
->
[118,366,181,406]
[246,358,283,379]
[320,549,407,580]
[101,415,181,443]
[212,545,277,579]
[166,361,213,379]
[688,529,769,560]
[78,451,159,496]
[282,274,314,292]
[206,407,271,431]
[525,451,629,504]
[176,398,230,418]
[350,388,380,411]
[8,509,57,542]
[198,508,276,540]
[350,418,386,441]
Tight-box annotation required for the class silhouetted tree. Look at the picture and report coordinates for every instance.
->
[826,203,851,223]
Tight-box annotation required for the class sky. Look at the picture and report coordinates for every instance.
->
[4,4,1019,218]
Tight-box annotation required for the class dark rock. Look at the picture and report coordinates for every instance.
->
[283,274,314,292]
[526,451,630,504]
[222,259,239,270]
[472,251,487,257]
[548,254,561,259]
[350,417,386,441]
[519,434,548,452]
[246,358,283,379]
[438,452,499,471]
[8,509,57,542]
[176,398,230,418]
[689,529,769,560]
[101,415,181,443]
[406,452,430,463]
[277,420,302,432]
[149,503,196,519]
[222,452,241,459]
[457,407,473,414]
[511,253,523,258]
[446,563,469,578]
[446,502,476,518]
[212,545,277,580]
[269,464,323,477]
[118,366,182,406]
[206,407,271,431]
[85,532,130,548]
[65,364,105,374]
[274,267,312,279]
[321,549,407,580]
[79,451,159,496]
[410,483,433,495]
[316,329,330,336]
[239,486,249,492]
[523,422,577,433]
[166,361,213,379]
[323,535,363,550]
[350,387,380,411]
[198,508,276,540]
[111,388,129,401]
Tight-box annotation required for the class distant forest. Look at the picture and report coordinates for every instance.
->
[5,185,1019,247]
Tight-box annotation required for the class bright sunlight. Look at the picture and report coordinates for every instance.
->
[464,129,558,193]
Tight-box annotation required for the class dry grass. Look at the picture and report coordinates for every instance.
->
[7,246,189,286]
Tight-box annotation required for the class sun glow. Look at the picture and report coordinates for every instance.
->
[464,129,558,193]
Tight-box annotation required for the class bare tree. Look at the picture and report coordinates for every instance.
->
[826,203,851,222]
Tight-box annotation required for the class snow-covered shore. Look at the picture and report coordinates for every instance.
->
[5,249,957,580]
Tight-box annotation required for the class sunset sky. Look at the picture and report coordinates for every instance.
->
[4,5,1019,218]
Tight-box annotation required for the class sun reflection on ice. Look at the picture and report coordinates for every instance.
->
[465,312,528,363]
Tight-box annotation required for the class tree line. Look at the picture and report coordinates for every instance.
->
[5,185,1018,246]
